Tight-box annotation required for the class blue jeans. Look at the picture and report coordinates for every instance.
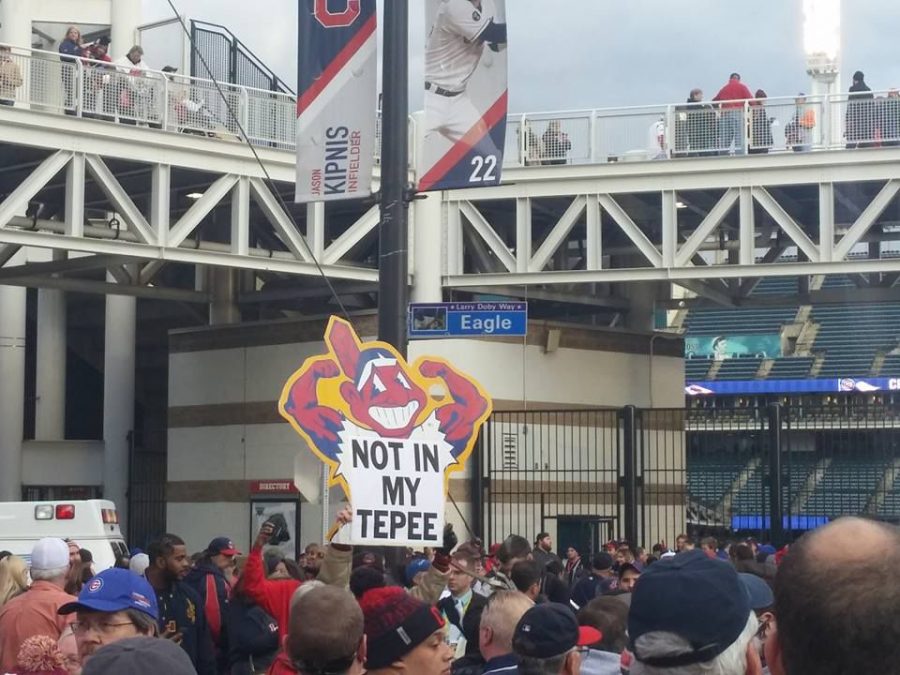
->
[719,110,744,154]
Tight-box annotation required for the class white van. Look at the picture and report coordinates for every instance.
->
[0,499,128,572]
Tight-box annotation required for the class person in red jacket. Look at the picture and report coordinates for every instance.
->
[243,508,354,641]
[713,72,754,155]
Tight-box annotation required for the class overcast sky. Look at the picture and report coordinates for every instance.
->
[141,0,900,110]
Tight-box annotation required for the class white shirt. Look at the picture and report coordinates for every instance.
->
[425,0,493,90]
[646,119,666,158]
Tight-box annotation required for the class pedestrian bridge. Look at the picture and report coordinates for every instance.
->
[3,44,900,318]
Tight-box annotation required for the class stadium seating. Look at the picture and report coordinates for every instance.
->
[805,456,887,515]
[683,274,900,382]
[686,453,748,508]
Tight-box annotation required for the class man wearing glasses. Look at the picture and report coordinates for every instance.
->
[58,567,159,664]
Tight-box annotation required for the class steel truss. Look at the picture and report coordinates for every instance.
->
[443,150,900,303]
[6,110,900,307]
[0,111,380,302]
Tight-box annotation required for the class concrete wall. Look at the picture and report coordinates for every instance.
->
[166,315,684,555]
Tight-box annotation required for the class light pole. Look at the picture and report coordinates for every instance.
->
[803,0,841,147]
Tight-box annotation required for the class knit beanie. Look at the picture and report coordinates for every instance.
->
[359,587,445,669]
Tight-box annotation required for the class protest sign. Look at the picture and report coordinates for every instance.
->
[278,317,492,546]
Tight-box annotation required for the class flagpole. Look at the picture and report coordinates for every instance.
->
[378,0,411,358]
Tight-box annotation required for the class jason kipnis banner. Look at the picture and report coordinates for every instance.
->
[295,0,377,203]
[419,0,508,192]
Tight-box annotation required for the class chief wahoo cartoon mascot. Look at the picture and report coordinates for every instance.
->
[278,316,491,545]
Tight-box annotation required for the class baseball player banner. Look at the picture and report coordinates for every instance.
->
[278,317,492,546]
[418,0,508,192]
[295,0,377,203]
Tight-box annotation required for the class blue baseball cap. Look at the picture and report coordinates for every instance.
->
[628,550,750,668]
[58,568,159,620]
[738,573,774,610]
[404,557,431,585]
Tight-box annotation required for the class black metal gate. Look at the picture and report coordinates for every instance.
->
[128,439,167,550]
[478,402,900,552]
[189,21,293,94]
[479,409,622,550]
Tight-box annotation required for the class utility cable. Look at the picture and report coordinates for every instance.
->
[163,0,354,323]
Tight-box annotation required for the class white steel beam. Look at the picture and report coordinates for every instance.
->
[0,245,21,267]
[675,188,739,267]
[167,174,238,248]
[739,187,756,266]
[459,201,516,273]
[231,177,250,257]
[597,194,662,267]
[819,182,835,262]
[249,177,314,263]
[307,201,326,259]
[661,190,678,268]
[323,206,379,265]
[834,180,900,260]
[446,201,464,276]
[752,186,819,262]
[585,194,602,270]
[65,153,85,237]
[0,151,71,228]
[529,195,586,273]
[445,256,900,287]
[516,197,532,273]
[0,229,380,282]
[85,155,157,245]
[150,164,171,248]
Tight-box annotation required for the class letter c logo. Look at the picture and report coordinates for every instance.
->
[314,0,361,28]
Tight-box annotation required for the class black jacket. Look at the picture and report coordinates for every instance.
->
[184,562,232,668]
[225,596,280,675]
[437,591,488,639]
[153,579,217,675]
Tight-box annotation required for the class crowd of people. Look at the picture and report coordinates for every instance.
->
[660,70,900,158]
[0,25,222,134]
[0,512,897,675]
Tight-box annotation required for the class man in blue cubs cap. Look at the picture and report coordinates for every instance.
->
[58,568,159,664]
[513,602,602,675]
[626,549,762,675]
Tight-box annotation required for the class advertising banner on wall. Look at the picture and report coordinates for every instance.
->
[418,0,508,191]
[278,317,492,546]
[684,376,900,396]
[685,334,782,360]
[295,0,377,203]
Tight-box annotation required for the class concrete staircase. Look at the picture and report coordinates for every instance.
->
[872,350,887,376]
[706,359,724,380]
[757,358,775,379]
[719,457,763,516]
[791,457,832,514]
[809,352,827,377]
[865,458,900,515]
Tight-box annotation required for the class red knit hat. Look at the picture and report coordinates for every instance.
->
[359,587,445,669]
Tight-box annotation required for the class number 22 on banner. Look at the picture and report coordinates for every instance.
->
[469,155,498,183]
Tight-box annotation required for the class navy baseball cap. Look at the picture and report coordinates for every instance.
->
[58,568,159,621]
[513,603,602,659]
[628,550,750,668]
[207,537,240,556]
[738,573,774,610]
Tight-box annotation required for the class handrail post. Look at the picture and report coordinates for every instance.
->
[74,60,83,117]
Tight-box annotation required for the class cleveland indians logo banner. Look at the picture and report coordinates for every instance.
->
[278,317,492,546]
[295,0,377,203]
[419,0,508,192]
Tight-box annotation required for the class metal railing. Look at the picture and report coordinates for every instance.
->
[4,44,900,167]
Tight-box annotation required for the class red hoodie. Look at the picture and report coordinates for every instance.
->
[242,546,301,640]
[267,650,297,675]
[713,79,754,109]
